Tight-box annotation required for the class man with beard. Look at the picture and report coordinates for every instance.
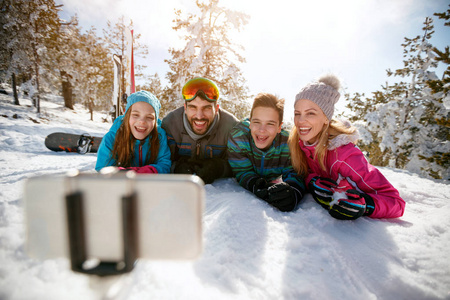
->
[161,77,239,184]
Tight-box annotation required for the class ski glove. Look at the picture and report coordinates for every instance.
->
[248,177,269,199]
[249,179,298,212]
[174,157,226,184]
[329,189,375,220]
[173,157,196,175]
[119,165,158,174]
[266,182,298,212]
[309,176,338,210]
[309,176,375,220]
[191,158,225,184]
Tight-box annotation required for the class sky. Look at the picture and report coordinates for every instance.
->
[56,0,449,120]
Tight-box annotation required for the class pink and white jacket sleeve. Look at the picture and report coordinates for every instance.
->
[329,144,405,218]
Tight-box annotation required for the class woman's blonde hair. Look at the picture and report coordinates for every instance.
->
[288,119,357,176]
[111,109,159,167]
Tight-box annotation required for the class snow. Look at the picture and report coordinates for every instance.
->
[1,91,450,300]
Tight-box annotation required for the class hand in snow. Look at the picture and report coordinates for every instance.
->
[328,189,374,220]
[309,176,337,210]
[309,177,375,220]
[174,157,196,174]
[249,177,269,199]
[266,182,298,212]
[192,158,225,184]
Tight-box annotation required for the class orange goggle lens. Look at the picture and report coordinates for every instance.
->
[182,78,219,102]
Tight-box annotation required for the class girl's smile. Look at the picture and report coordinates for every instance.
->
[129,102,156,140]
[293,99,328,145]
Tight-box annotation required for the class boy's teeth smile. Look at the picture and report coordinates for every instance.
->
[257,135,268,142]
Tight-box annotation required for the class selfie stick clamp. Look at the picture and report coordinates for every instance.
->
[65,172,138,277]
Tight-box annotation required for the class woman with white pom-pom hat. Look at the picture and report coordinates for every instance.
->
[288,74,405,220]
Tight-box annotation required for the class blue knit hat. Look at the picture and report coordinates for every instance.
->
[125,91,161,119]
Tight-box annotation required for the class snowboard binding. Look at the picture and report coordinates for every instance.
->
[77,134,94,154]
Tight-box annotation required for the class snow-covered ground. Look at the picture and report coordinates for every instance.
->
[0,91,449,300]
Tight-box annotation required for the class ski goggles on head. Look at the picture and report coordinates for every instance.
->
[182,77,220,102]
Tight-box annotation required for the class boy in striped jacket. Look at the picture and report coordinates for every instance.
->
[227,93,306,212]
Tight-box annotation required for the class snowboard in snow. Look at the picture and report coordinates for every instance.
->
[45,132,103,154]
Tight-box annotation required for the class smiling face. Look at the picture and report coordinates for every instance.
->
[249,106,282,150]
[294,99,328,145]
[128,101,156,140]
[184,96,219,135]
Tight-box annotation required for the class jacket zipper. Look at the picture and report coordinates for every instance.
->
[139,143,143,166]
[196,141,201,159]
[260,153,266,174]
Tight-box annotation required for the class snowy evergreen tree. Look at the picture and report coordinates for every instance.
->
[162,0,251,119]
[54,15,84,110]
[1,0,62,112]
[345,12,449,180]
[75,27,113,119]
[136,73,165,109]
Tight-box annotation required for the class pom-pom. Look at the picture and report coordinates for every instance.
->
[318,74,340,91]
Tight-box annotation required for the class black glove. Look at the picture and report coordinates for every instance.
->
[266,182,298,212]
[248,177,269,199]
[173,157,196,174]
[191,158,225,184]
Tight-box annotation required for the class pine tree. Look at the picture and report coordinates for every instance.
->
[136,73,165,112]
[55,15,83,110]
[74,27,113,120]
[163,0,252,119]
[2,0,61,112]
[345,11,450,180]
[418,6,450,179]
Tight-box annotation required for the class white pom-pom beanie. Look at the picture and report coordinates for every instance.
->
[294,74,341,121]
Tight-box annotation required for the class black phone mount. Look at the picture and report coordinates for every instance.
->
[65,190,138,276]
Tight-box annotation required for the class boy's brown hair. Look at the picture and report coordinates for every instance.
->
[250,93,284,123]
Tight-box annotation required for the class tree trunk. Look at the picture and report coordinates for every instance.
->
[61,71,74,109]
[12,73,20,105]
[89,99,94,121]
[32,44,41,113]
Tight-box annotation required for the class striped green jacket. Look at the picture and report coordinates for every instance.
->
[227,119,305,193]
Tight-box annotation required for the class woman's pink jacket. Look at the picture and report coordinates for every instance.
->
[300,132,405,218]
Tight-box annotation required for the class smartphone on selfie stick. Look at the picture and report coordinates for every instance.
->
[23,168,204,298]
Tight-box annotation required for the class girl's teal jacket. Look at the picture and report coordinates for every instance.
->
[95,115,171,173]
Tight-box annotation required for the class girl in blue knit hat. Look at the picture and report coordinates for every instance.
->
[95,91,171,173]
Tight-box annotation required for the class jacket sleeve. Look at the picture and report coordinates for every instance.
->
[305,172,319,187]
[95,117,124,171]
[150,127,172,174]
[282,166,306,197]
[95,129,117,171]
[161,112,182,174]
[227,130,259,190]
[330,145,406,218]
